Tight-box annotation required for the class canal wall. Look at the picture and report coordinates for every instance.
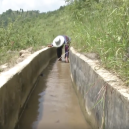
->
[70,47,129,129]
[0,47,56,129]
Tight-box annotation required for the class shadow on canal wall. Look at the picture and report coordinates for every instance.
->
[0,47,56,129]
[70,47,129,129]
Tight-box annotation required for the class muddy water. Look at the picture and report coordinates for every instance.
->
[17,59,92,129]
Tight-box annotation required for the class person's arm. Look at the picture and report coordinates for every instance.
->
[48,44,53,47]
[48,43,53,47]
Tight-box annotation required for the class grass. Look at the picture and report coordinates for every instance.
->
[68,0,129,85]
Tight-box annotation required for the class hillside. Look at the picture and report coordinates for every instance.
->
[0,0,129,85]
[66,0,129,85]
[0,9,39,26]
[0,6,72,69]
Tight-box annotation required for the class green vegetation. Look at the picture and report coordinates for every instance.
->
[66,0,129,85]
[0,9,39,26]
[0,7,72,66]
[0,0,129,85]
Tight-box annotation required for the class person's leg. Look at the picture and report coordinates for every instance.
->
[57,48,60,58]
[65,56,69,63]
[65,49,69,63]
[58,48,62,61]
[57,46,63,61]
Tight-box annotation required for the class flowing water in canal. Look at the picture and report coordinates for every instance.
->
[17,59,92,129]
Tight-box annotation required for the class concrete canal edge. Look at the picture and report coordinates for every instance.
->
[0,47,56,129]
[0,46,129,129]
[70,47,129,129]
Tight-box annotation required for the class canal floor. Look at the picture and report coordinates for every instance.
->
[17,59,92,129]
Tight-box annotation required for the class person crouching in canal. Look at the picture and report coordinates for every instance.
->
[48,35,71,63]
[63,35,71,63]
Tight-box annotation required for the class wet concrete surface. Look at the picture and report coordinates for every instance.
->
[17,59,92,129]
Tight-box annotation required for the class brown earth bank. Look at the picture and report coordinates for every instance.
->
[0,46,45,73]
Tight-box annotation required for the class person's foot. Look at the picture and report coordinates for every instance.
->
[65,59,69,63]
[65,57,69,63]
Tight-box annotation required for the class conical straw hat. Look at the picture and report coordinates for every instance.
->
[52,36,64,48]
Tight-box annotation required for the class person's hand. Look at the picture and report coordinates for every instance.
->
[48,45,52,47]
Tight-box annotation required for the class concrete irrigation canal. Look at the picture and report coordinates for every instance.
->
[0,47,129,129]
[16,59,91,129]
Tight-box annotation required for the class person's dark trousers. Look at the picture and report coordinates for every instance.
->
[57,45,63,58]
